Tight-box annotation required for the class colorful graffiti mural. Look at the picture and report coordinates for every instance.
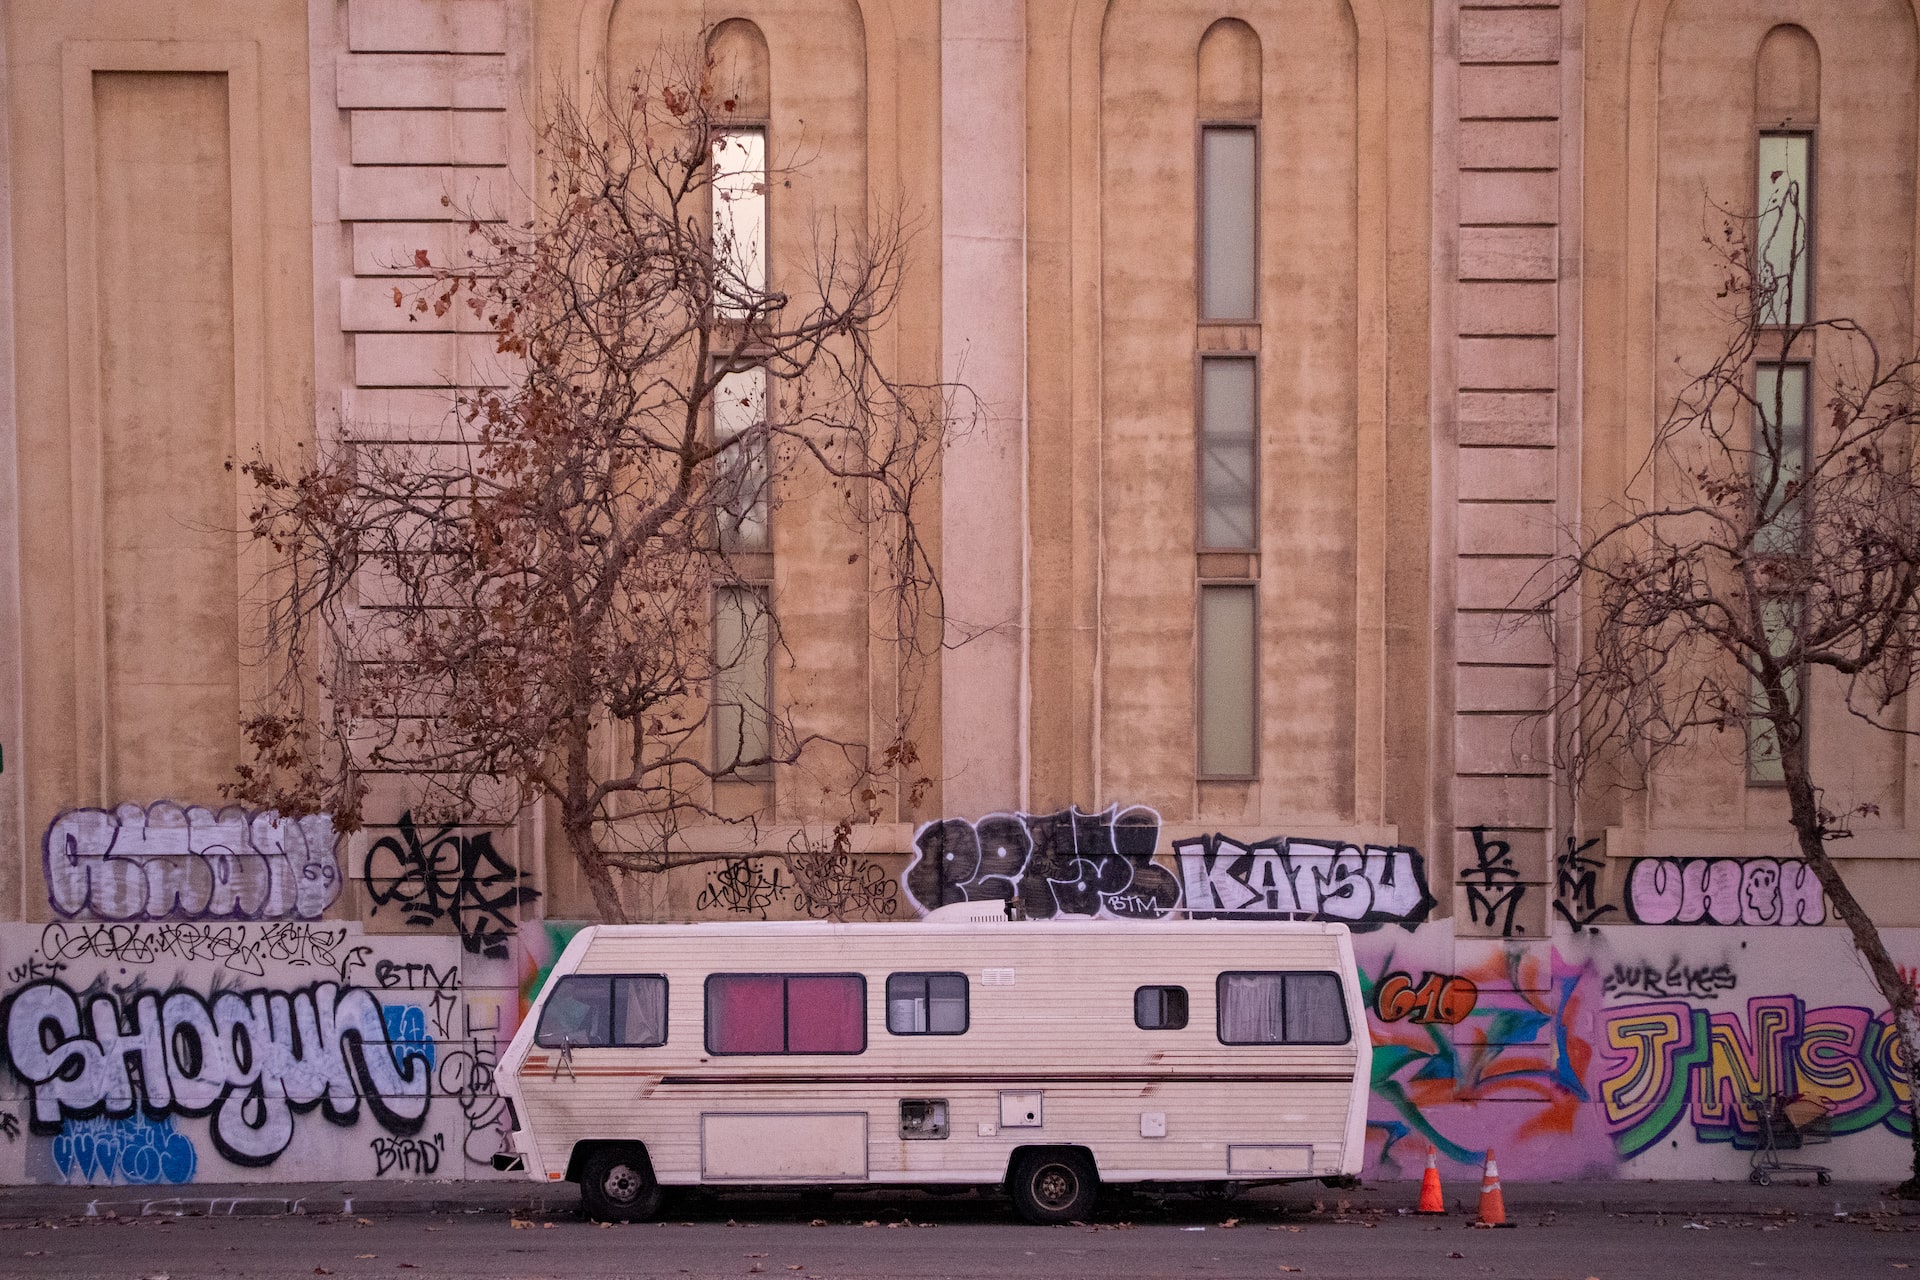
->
[1355,932,1614,1179]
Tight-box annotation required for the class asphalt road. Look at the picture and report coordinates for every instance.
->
[1,1189,1915,1280]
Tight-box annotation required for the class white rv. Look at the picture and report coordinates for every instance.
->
[493,910,1371,1223]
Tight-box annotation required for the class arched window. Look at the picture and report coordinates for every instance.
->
[1195,17,1263,780]
[1747,25,1819,784]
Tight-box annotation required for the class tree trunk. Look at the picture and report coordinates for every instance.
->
[570,822,631,924]
[1780,747,1920,1194]
[560,719,631,924]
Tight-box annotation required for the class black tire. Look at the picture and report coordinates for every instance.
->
[1817,1171,1832,1186]
[580,1147,664,1222]
[1750,1169,1770,1187]
[1010,1150,1098,1225]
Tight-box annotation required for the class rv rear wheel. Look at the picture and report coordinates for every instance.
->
[580,1147,663,1222]
[1011,1150,1097,1225]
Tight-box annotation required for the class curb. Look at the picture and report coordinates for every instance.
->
[0,1189,580,1224]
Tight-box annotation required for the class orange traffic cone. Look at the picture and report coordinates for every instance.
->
[1472,1149,1515,1228]
[1416,1144,1446,1215]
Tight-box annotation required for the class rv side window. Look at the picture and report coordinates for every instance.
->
[1216,971,1350,1045]
[886,973,969,1035]
[1134,985,1189,1030]
[706,973,867,1055]
[536,975,669,1048]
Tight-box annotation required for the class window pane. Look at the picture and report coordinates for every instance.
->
[1199,584,1257,776]
[1757,134,1810,325]
[612,976,668,1047]
[536,976,611,1047]
[786,975,866,1053]
[714,365,769,551]
[1752,364,1807,555]
[1748,595,1801,784]
[1201,127,1256,320]
[706,974,786,1054]
[1283,973,1350,1044]
[1200,359,1257,549]
[712,128,767,316]
[927,973,968,1033]
[714,586,772,777]
[1135,985,1189,1030]
[1218,972,1286,1044]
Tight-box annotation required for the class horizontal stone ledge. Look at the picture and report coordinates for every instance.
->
[348,0,508,54]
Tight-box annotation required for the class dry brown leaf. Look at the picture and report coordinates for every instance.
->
[808,1220,827,1228]
[1220,1218,1239,1228]
[510,1219,534,1230]
[314,1268,334,1275]
[860,1220,879,1228]
[355,1255,377,1260]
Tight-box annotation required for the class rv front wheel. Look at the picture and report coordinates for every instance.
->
[1011,1150,1097,1225]
[580,1147,663,1222]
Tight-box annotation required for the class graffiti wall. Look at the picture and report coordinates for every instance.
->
[0,921,525,1185]
[1352,923,1917,1183]
[6,796,1916,1185]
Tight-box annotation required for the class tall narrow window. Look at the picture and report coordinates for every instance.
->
[1199,357,1257,549]
[1748,364,1808,784]
[1198,584,1257,777]
[1199,127,1257,321]
[711,128,767,317]
[1756,133,1811,326]
[714,586,772,778]
[714,364,769,550]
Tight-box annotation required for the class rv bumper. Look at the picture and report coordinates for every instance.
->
[491,1152,527,1172]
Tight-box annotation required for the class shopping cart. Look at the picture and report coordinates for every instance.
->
[1743,1088,1834,1186]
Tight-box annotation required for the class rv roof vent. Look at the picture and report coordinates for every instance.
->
[921,900,1016,924]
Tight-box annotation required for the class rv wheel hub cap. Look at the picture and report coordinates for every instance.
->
[606,1164,641,1201]
[1036,1167,1075,1206]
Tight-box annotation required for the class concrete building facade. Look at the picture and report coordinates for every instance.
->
[0,0,1915,1187]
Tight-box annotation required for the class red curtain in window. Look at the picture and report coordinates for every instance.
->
[785,975,864,1053]
[707,974,785,1053]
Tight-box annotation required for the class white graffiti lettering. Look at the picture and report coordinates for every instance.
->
[43,802,342,922]
[3,979,431,1167]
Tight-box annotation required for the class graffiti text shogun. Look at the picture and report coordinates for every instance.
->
[901,806,1433,927]
[44,802,342,922]
[2,979,431,1167]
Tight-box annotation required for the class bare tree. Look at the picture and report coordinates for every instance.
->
[231,45,959,923]
[1552,181,1920,1192]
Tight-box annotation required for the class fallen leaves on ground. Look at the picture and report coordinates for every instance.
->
[314,1268,334,1275]
[355,1255,377,1260]
[511,1220,534,1230]
[1220,1218,1239,1228]
[808,1220,827,1228]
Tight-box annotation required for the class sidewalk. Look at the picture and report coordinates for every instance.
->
[0,1177,1913,1225]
